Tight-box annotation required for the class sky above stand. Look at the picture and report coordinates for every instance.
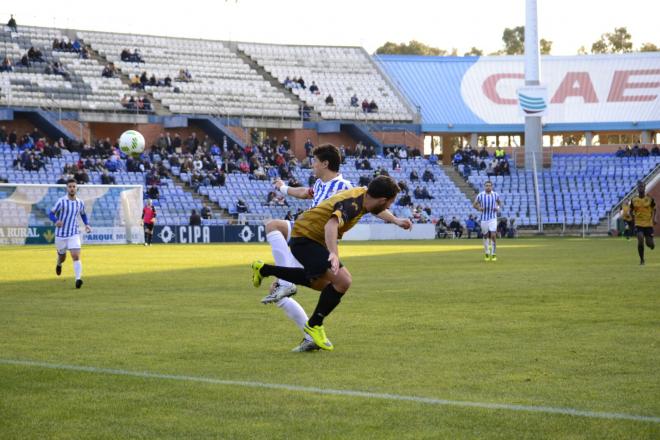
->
[2,0,659,55]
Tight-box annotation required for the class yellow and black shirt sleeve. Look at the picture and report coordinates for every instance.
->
[292,187,368,245]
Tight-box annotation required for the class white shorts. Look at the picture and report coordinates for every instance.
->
[55,235,82,254]
[481,218,497,233]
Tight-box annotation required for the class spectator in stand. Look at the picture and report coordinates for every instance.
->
[409,169,419,181]
[130,75,141,89]
[0,56,13,72]
[201,204,212,220]
[236,199,248,213]
[304,138,314,157]
[283,76,293,90]
[325,94,334,105]
[7,14,17,32]
[449,217,463,238]
[100,170,115,184]
[147,185,159,200]
[422,168,435,183]
[497,217,508,238]
[74,167,89,184]
[281,136,291,151]
[369,100,378,113]
[297,77,306,89]
[309,81,319,95]
[189,209,202,226]
[56,173,68,184]
[20,54,30,67]
[102,63,115,78]
[435,217,449,239]
[350,94,359,107]
[414,185,433,199]
[362,99,369,113]
[397,191,412,207]
[651,145,660,156]
[27,47,44,62]
[428,152,438,165]
[139,71,148,88]
[398,146,408,160]
[465,215,478,239]
[452,150,463,166]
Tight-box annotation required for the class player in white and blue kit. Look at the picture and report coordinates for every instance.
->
[49,179,92,288]
[473,180,501,261]
[262,144,352,351]
[262,144,411,352]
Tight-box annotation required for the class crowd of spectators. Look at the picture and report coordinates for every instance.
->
[121,94,152,112]
[120,49,144,63]
[453,145,510,177]
[52,38,88,59]
[615,144,660,158]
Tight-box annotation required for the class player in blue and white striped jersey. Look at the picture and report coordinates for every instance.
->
[262,144,411,352]
[473,180,502,261]
[49,179,92,288]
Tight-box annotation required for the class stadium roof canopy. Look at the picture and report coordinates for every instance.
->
[376,53,660,133]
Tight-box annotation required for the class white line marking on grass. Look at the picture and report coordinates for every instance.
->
[1,358,658,423]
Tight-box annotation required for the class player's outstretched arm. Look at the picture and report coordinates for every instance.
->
[274,179,312,200]
[376,209,412,230]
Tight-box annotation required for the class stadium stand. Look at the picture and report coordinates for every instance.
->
[1,26,131,112]
[461,154,660,226]
[238,43,415,122]
[77,31,301,118]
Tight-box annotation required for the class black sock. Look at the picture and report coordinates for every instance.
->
[144,231,148,242]
[260,264,310,287]
[147,233,152,244]
[308,284,343,327]
[638,243,645,261]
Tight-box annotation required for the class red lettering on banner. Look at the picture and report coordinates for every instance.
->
[550,72,598,103]
[607,69,660,102]
[482,73,524,104]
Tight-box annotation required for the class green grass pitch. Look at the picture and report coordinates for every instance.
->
[0,238,658,439]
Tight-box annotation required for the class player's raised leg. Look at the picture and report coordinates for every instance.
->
[263,219,298,303]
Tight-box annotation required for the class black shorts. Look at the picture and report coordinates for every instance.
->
[635,226,654,237]
[289,237,342,279]
[144,223,154,232]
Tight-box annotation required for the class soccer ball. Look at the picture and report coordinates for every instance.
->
[119,130,145,156]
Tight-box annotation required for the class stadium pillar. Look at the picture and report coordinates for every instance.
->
[523,0,543,172]
[585,131,594,146]
[641,130,651,144]
[441,135,454,165]
[469,133,478,148]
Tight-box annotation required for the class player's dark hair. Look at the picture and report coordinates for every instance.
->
[485,180,493,185]
[367,175,400,199]
[66,178,76,185]
[312,144,341,172]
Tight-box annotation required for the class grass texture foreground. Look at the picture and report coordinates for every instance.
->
[0,238,658,439]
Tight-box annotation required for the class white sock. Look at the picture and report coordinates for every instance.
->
[277,297,312,341]
[267,231,295,288]
[491,240,496,255]
[483,238,490,254]
[73,260,82,280]
[56,253,63,266]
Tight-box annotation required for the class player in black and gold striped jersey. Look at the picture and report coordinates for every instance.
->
[630,181,657,265]
[251,176,412,350]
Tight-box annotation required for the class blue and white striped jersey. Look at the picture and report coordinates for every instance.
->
[51,196,86,238]
[476,191,500,221]
[311,174,353,207]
